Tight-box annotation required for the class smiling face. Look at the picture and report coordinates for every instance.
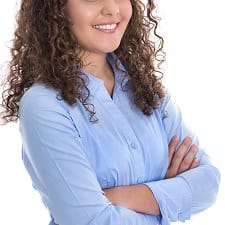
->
[66,0,132,57]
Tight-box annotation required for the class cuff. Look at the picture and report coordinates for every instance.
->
[144,176,192,225]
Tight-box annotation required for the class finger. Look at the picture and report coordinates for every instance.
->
[178,144,198,173]
[168,136,192,174]
[168,136,179,164]
[190,157,200,169]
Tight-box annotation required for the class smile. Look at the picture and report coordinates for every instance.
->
[92,23,118,32]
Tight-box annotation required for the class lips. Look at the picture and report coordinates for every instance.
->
[92,23,119,33]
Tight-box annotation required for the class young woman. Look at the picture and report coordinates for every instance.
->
[1,0,220,225]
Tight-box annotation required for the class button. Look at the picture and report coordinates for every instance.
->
[178,213,183,220]
[130,142,136,149]
[137,177,142,183]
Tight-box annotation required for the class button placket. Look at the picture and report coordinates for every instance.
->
[127,139,145,183]
[98,90,145,184]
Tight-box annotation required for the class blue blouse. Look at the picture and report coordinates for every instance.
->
[19,53,220,225]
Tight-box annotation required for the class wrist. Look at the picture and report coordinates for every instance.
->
[104,187,119,205]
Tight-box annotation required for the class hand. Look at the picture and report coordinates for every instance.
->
[165,136,200,179]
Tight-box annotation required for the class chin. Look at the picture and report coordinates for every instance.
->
[101,43,121,53]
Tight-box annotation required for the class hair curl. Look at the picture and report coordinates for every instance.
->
[0,0,165,125]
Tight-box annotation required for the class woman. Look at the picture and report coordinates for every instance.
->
[0,0,220,225]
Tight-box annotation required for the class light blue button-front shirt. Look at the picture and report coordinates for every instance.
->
[19,53,220,225]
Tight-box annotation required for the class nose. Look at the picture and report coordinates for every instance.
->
[101,0,120,17]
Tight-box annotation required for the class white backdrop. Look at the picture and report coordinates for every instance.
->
[0,0,224,224]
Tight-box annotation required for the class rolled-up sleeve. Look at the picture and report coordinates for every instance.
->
[144,92,220,225]
[19,88,159,225]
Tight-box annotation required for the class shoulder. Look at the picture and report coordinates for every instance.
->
[157,88,181,120]
[158,88,171,112]
[20,82,58,105]
[19,82,69,118]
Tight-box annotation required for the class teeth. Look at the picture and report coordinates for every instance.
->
[93,24,117,30]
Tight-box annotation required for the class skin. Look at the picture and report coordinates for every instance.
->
[54,137,199,224]
[54,1,133,223]
[66,0,132,97]
[103,136,199,215]
[54,1,200,223]
[165,136,199,178]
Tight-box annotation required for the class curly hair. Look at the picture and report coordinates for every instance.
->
[0,0,165,125]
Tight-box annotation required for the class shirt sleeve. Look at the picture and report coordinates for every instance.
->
[144,92,220,225]
[19,87,159,225]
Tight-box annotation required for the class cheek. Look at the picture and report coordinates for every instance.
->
[70,8,96,31]
[66,2,90,26]
[122,3,132,22]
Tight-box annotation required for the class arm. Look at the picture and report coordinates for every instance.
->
[104,184,160,215]
[103,136,199,216]
[144,92,220,225]
[104,92,220,225]
[19,86,159,225]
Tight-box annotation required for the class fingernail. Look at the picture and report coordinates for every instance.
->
[194,158,200,163]
[174,135,179,141]
[188,136,193,140]
[185,136,192,143]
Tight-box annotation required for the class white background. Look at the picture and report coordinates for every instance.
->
[0,0,224,224]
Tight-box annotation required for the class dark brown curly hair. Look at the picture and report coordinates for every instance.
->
[0,0,165,125]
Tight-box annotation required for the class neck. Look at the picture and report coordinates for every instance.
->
[81,52,113,80]
[81,51,115,98]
